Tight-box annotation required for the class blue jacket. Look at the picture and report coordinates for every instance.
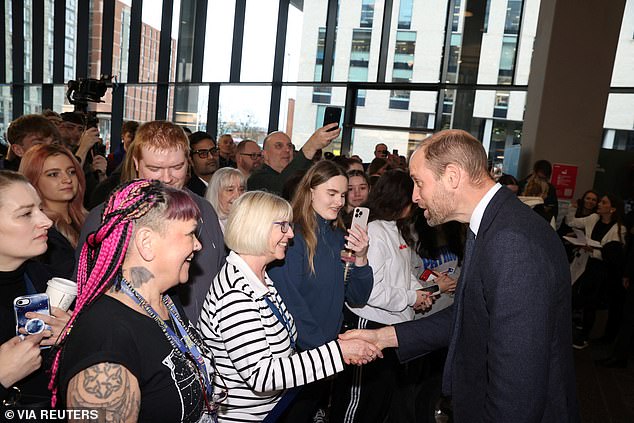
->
[269,216,373,350]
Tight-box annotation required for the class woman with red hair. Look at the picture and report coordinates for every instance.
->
[19,143,87,278]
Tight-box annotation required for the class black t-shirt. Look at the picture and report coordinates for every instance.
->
[591,220,615,243]
[58,295,205,423]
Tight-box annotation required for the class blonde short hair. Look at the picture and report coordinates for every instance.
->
[225,191,292,255]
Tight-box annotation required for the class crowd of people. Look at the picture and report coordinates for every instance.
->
[0,109,632,423]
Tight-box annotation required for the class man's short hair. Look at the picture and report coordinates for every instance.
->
[225,191,292,255]
[60,112,85,126]
[7,114,60,146]
[419,129,490,186]
[374,143,387,151]
[121,120,139,136]
[262,131,289,150]
[236,139,258,154]
[189,131,214,149]
[122,121,190,182]
[533,159,552,179]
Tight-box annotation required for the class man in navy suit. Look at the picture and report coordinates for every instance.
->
[341,130,580,422]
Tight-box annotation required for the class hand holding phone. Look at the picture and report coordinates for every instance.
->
[14,294,51,338]
[323,106,343,131]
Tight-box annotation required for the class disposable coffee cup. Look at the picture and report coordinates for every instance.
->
[46,278,77,312]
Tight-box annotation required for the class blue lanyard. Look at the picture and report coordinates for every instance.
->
[119,282,212,397]
[263,294,296,351]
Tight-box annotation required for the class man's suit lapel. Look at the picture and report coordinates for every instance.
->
[441,187,512,395]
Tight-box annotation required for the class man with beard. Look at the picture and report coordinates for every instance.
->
[186,131,218,197]
[340,129,580,422]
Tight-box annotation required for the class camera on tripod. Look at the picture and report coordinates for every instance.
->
[66,76,112,157]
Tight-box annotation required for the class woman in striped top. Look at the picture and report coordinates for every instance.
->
[198,191,381,422]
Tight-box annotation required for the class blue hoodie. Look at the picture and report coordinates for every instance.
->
[268,216,373,350]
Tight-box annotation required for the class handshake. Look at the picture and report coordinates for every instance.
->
[335,326,399,366]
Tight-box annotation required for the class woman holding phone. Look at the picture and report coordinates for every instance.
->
[0,170,70,409]
[268,160,374,422]
[331,169,433,422]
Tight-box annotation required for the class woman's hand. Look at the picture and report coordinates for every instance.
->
[436,274,457,293]
[345,224,370,266]
[337,338,383,366]
[26,307,72,347]
[413,290,434,311]
[0,333,45,388]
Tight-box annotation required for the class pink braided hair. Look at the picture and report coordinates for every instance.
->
[48,179,163,406]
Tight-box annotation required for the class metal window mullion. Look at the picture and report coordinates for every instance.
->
[12,0,24,119]
[207,83,220,139]
[0,0,5,83]
[230,0,247,83]
[127,0,142,83]
[268,0,289,133]
[42,84,54,110]
[376,0,393,83]
[110,83,125,152]
[322,0,338,82]
[76,0,90,78]
[435,0,455,131]
[341,83,358,156]
[191,0,208,83]
[511,0,526,86]
[53,0,66,83]
[101,0,115,78]
[32,0,44,84]
[155,0,174,120]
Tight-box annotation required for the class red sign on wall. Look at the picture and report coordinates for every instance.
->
[551,164,578,200]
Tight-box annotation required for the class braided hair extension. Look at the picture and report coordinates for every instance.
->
[48,179,164,406]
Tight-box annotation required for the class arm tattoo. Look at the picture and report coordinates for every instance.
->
[127,267,155,288]
[67,363,140,423]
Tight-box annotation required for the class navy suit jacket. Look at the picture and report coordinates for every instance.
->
[395,187,580,422]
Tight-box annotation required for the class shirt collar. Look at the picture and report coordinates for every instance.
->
[469,183,502,237]
[226,251,271,298]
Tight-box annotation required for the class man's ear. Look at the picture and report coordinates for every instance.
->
[10,143,25,158]
[133,227,156,262]
[444,163,462,190]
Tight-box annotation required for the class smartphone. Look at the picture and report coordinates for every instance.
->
[420,268,438,282]
[420,284,441,296]
[350,206,369,231]
[323,106,342,131]
[392,149,399,156]
[14,293,50,337]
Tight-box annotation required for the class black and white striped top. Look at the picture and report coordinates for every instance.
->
[198,251,345,422]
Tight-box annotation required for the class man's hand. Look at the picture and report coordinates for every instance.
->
[0,333,45,388]
[301,123,341,160]
[338,338,383,366]
[339,326,399,351]
[75,127,101,164]
[91,154,108,180]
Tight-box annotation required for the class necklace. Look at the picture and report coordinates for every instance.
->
[119,278,217,416]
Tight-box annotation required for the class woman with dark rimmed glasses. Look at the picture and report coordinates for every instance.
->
[198,190,379,422]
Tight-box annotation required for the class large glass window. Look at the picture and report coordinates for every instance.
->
[202,0,235,82]
[397,0,414,30]
[240,0,279,82]
[390,31,416,109]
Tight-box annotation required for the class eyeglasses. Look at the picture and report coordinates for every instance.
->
[192,148,218,158]
[273,221,294,233]
[240,153,262,160]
